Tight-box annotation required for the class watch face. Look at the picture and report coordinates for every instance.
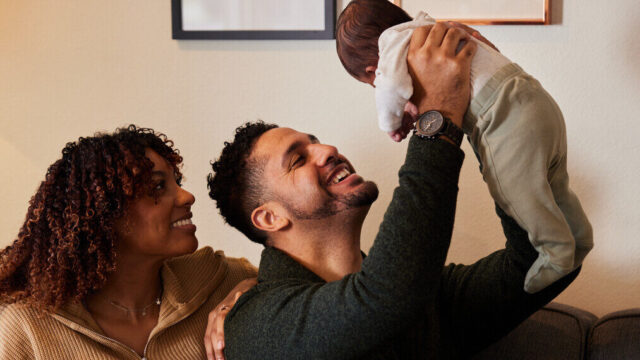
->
[418,111,444,136]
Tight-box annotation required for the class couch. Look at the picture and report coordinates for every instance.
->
[472,303,640,359]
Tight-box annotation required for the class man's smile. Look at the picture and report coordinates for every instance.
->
[326,163,352,185]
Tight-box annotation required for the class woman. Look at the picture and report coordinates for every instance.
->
[0,125,256,359]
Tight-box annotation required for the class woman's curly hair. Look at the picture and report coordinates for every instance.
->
[0,125,182,312]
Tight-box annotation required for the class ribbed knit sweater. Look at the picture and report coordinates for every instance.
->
[0,247,257,360]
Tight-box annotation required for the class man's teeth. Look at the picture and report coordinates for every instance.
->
[331,168,351,184]
[171,218,193,228]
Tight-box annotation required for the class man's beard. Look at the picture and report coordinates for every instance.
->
[286,181,379,221]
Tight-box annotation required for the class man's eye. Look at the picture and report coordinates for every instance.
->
[293,156,305,167]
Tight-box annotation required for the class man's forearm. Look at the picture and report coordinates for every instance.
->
[361,137,464,316]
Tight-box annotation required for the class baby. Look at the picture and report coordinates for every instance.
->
[336,0,593,293]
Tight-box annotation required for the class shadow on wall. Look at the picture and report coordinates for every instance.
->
[550,0,563,25]
[573,258,640,316]
[625,7,640,89]
[570,162,599,223]
[566,160,638,316]
[337,0,349,13]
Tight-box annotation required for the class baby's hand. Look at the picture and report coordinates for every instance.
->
[387,101,419,142]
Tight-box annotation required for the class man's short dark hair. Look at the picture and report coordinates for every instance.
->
[336,0,412,79]
[207,121,278,245]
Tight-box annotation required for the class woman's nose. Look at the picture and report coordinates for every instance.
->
[178,187,196,207]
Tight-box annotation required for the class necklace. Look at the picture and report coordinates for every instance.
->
[107,292,162,317]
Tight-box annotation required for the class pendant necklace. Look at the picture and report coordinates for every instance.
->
[107,288,162,317]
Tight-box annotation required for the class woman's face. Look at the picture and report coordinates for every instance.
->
[116,149,198,260]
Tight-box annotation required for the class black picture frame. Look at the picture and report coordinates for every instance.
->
[171,0,336,40]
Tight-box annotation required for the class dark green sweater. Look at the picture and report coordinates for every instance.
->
[224,136,578,359]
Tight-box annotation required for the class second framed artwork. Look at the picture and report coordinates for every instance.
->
[392,0,550,25]
[172,0,336,40]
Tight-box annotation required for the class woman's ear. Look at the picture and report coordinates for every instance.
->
[251,203,290,233]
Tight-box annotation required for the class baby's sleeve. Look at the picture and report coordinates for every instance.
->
[373,12,437,133]
[374,26,415,133]
[375,77,410,132]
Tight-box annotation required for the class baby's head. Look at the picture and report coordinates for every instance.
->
[336,0,412,86]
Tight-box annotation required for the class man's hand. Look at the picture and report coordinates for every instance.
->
[407,22,477,127]
[204,278,257,360]
[447,21,500,52]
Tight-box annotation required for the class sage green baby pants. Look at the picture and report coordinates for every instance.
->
[463,63,593,293]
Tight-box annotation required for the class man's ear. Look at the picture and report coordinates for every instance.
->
[365,65,377,75]
[251,202,290,233]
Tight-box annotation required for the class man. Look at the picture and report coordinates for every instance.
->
[207,24,579,359]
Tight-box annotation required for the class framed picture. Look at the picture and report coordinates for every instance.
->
[392,0,550,25]
[172,0,336,40]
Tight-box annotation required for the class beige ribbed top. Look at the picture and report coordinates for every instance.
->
[0,247,257,360]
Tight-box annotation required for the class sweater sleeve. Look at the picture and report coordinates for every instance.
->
[224,137,464,359]
[438,205,580,357]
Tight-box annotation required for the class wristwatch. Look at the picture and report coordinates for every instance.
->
[413,110,464,147]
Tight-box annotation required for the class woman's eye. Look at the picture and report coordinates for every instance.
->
[154,181,165,191]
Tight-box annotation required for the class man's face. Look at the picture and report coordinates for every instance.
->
[251,127,378,221]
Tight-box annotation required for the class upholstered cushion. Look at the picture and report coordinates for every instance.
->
[473,302,597,360]
[587,308,640,359]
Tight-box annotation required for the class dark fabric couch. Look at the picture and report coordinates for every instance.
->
[472,303,640,359]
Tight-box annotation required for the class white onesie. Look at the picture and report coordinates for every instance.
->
[374,12,511,132]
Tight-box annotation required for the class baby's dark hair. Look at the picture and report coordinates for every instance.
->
[336,0,412,80]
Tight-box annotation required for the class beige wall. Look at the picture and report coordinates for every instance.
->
[1,0,638,316]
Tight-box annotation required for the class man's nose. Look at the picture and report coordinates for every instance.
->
[309,143,339,167]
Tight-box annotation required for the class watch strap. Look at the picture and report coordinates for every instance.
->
[440,119,464,146]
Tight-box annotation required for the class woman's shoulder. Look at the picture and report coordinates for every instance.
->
[225,254,259,278]
[0,302,48,356]
[1,301,42,326]
[1,302,60,333]
[161,247,257,304]
[166,246,257,279]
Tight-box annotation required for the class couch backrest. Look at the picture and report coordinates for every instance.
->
[587,308,640,360]
[473,302,597,360]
